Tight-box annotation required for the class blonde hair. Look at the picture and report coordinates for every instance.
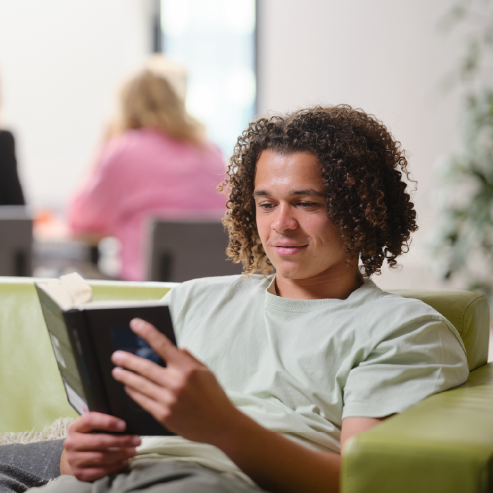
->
[115,56,204,146]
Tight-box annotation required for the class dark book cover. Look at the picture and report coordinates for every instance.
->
[36,282,176,436]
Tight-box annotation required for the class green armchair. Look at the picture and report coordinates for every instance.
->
[343,289,493,493]
[0,278,491,492]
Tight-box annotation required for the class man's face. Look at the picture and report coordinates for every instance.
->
[253,149,349,281]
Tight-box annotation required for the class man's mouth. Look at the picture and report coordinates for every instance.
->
[270,243,307,255]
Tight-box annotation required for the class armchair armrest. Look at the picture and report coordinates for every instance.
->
[341,362,493,493]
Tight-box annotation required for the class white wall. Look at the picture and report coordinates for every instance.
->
[257,0,465,289]
[0,0,154,209]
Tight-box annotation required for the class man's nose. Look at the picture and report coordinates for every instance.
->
[272,204,297,233]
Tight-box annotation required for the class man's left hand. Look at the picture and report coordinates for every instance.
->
[111,318,240,445]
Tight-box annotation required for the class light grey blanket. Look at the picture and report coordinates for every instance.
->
[0,440,64,493]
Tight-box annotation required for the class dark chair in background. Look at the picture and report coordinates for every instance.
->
[146,219,243,282]
[0,206,32,276]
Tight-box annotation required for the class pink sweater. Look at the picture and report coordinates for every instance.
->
[68,129,227,281]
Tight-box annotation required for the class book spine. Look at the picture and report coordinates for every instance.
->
[63,310,109,414]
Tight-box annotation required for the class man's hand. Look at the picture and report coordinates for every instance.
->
[109,319,386,493]
[111,318,241,445]
[61,412,141,482]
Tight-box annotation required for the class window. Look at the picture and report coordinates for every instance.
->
[160,0,257,157]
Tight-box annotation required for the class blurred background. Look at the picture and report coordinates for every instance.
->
[0,0,491,311]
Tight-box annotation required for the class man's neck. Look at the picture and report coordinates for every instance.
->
[274,268,365,301]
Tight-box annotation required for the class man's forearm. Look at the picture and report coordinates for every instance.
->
[210,410,340,493]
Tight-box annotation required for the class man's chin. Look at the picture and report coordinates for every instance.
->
[272,263,307,281]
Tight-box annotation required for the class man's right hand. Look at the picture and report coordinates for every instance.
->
[60,412,141,482]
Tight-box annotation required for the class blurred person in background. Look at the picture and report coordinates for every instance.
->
[0,76,26,206]
[67,56,226,281]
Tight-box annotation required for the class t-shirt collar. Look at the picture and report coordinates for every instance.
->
[265,275,377,312]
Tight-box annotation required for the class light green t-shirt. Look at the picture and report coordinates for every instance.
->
[135,274,468,478]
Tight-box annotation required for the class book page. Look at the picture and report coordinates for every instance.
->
[39,273,167,310]
[60,273,92,305]
[81,299,169,309]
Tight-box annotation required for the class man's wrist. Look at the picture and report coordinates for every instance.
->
[207,407,262,454]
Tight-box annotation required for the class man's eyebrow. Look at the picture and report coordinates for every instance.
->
[253,190,269,197]
[253,189,324,197]
[289,189,325,197]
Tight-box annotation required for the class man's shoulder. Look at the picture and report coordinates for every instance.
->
[363,281,445,318]
[352,280,454,334]
[337,281,467,374]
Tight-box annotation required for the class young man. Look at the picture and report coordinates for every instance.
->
[33,106,468,493]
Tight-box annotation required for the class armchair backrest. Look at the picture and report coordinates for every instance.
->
[390,289,490,371]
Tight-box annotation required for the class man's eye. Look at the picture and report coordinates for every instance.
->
[299,202,316,208]
[259,203,274,210]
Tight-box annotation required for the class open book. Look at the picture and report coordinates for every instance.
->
[35,273,176,436]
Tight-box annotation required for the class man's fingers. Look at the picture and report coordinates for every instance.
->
[74,448,137,468]
[65,429,141,451]
[130,318,184,364]
[112,366,178,409]
[180,348,206,367]
[69,412,127,434]
[71,461,130,483]
[111,351,168,386]
[125,386,173,427]
[112,365,171,397]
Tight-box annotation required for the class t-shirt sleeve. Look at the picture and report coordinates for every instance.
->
[342,316,469,419]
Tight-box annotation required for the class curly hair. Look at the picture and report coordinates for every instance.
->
[218,105,418,278]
